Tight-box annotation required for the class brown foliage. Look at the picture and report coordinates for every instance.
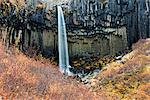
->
[92,39,150,99]
[0,42,105,99]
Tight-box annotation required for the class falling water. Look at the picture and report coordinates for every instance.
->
[57,6,74,76]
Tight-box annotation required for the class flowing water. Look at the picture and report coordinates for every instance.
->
[57,6,74,76]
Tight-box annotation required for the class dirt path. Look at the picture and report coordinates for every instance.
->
[0,42,105,100]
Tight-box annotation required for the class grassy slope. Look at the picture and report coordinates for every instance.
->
[0,42,105,99]
[0,39,149,99]
[92,39,150,99]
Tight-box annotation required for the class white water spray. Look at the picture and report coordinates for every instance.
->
[57,6,74,76]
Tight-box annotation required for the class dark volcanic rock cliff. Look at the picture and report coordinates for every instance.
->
[0,0,150,58]
[68,0,150,46]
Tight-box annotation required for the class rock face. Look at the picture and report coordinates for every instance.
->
[69,0,150,46]
[0,0,149,58]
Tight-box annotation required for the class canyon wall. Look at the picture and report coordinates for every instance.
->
[0,0,149,58]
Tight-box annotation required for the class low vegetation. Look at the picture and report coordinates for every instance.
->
[90,39,150,99]
[0,37,150,99]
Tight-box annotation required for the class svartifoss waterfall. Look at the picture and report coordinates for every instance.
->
[57,6,74,76]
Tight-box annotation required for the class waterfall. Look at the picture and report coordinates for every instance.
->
[57,6,74,76]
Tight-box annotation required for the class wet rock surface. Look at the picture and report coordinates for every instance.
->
[0,0,149,58]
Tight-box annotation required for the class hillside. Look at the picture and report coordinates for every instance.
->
[0,42,103,99]
[89,39,150,99]
[0,38,149,99]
